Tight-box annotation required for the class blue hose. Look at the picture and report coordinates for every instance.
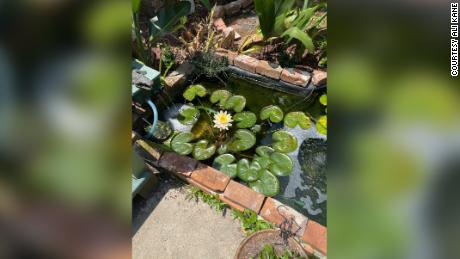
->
[147,99,158,137]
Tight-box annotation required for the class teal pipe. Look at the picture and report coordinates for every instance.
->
[147,99,158,137]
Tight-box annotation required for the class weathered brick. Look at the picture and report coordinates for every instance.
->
[158,152,197,178]
[164,62,193,89]
[259,197,308,235]
[255,60,283,79]
[214,48,237,65]
[191,163,230,192]
[234,55,259,73]
[301,220,327,255]
[213,18,226,31]
[219,194,246,212]
[222,27,241,40]
[223,1,241,16]
[301,243,315,256]
[134,139,163,166]
[312,70,327,86]
[222,180,265,213]
[280,68,311,87]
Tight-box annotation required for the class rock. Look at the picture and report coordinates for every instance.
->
[312,70,327,86]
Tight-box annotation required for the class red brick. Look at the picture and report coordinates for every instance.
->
[222,180,265,213]
[214,48,237,65]
[312,70,327,86]
[213,18,226,31]
[234,55,259,73]
[223,1,241,16]
[158,152,197,178]
[191,163,230,192]
[301,220,327,255]
[259,198,308,235]
[219,194,246,212]
[280,68,311,87]
[255,60,283,79]
[301,243,315,256]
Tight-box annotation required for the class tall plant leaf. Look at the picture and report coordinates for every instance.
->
[149,1,191,41]
[199,0,212,10]
[254,0,275,37]
[281,27,314,52]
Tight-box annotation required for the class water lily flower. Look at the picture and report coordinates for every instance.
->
[213,110,233,131]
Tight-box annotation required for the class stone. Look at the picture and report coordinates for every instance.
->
[234,55,259,73]
[213,5,225,18]
[280,68,311,87]
[259,197,308,235]
[312,70,327,86]
[301,220,327,255]
[255,60,283,80]
[213,18,226,31]
[164,62,194,89]
[222,180,265,213]
[134,139,163,167]
[191,163,231,192]
[223,1,241,16]
[158,152,197,178]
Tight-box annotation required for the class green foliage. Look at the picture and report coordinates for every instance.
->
[232,209,273,236]
[210,89,232,106]
[252,244,307,259]
[183,84,207,101]
[187,186,229,212]
[272,131,298,153]
[319,94,327,106]
[234,112,257,128]
[171,132,194,155]
[199,0,212,10]
[260,105,284,123]
[269,152,294,176]
[316,115,327,135]
[237,159,261,182]
[224,95,247,112]
[191,51,229,78]
[284,112,311,129]
[179,107,200,125]
[193,140,216,160]
[249,169,280,197]
[228,129,257,152]
[213,154,238,178]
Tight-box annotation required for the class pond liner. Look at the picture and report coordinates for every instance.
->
[227,65,317,97]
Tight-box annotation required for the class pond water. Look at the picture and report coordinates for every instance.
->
[157,76,327,226]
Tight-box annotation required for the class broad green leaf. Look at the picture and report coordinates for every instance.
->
[251,124,261,133]
[260,105,284,123]
[254,146,274,169]
[281,27,314,53]
[210,89,232,106]
[193,140,216,160]
[254,0,275,37]
[179,107,200,125]
[217,143,228,155]
[237,159,261,182]
[272,130,298,153]
[224,95,246,112]
[213,154,238,178]
[228,129,256,152]
[249,169,280,197]
[132,0,141,13]
[183,84,207,101]
[234,112,257,128]
[149,1,191,42]
[269,152,293,176]
[319,94,327,106]
[284,112,311,129]
[316,115,327,135]
[199,0,211,10]
[171,132,194,155]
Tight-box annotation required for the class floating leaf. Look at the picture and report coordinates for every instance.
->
[228,129,256,152]
[319,94,327,106]
[210,90,232,106]
[237,159,261,182]
[249,169,280,197]
[171,132,194,155]
[254,146,275,169]
[183,84,207,101]
[284,112,311,129]
[251,124,261,133]
[179,107,200,125]
[269,152,293,176]
[224,95,246,112]
[272,130,298,153]
[217,143,228,155]
[234,112,257,128]
[260,105,284,123]
[193,140,216,160]
[316,116,327,135]
[213,154,238,178]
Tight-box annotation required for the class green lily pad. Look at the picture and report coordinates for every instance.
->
[224,95,246,112]
[183,84,207,101]
[269,152,293,176]
[234,112,257,128]
[272,130,298,153]
[193,140,216,160]
[217,143,228,154]
[316,116,327,135]
[249,169,280,197]
[210,90,232,106]
[171,132,194,155]
[319,94,327,106]
[213,154,238,178]
[251,124,261,133]
[284,112,311,129]
[260,105,284,123]
[254,146,275,169]
[179,107,200,125]
[237,159,261,182]
[228,129,256,152]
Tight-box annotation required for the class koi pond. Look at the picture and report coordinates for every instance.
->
[147,75,327,226]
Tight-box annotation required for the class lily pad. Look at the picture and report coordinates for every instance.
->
[193,140,216,160]
[249,169,280,197]
[228,129,256,152]
[319,94,327,106]
[179,107,200,125]
[254,146,275,169]
[213,154,238,178]
[269,152,293,176]
[316,116,327,135]
[217,143,228,154]
[237,159,261,182]
[210,90,232,106]
[251,124,261,133]
[260,105,284,123]
[284,112,311,129]
[171,132,194,155]
[183,84,207,101]
[224,95,246,112]
[272,130,298,153]
[234,112,257,128]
